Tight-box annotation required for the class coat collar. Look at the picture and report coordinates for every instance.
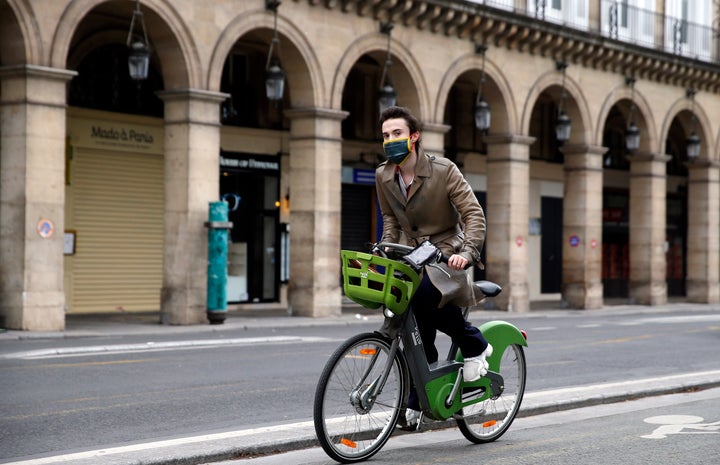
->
[379,147,431,202]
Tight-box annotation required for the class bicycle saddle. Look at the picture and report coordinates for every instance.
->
[473,280,502,297]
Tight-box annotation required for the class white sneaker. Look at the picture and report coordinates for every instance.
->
[463,344,493,382]
[397,408,422,431]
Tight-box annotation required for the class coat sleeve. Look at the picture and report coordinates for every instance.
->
[445,162,486,265]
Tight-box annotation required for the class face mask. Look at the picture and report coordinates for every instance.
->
[383,137,413,164]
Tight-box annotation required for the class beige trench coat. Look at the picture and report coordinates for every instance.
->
[375,149,486,307]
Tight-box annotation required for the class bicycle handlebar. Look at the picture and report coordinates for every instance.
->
[372,241,471,270]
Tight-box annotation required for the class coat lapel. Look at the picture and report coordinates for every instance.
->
[407,149,431,201]
[380,162,407,205]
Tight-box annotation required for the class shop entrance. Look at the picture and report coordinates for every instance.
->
[220,153,280,303]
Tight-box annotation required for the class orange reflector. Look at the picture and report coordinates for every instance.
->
[359,348,377,355]
[482,420,497,428]
[340,438,357,448]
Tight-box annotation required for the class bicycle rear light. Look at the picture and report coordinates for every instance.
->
[521,329,528,341]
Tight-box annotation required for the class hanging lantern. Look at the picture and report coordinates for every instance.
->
[126,0,150,81]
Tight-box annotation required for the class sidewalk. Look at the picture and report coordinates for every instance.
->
[2,300,716,341]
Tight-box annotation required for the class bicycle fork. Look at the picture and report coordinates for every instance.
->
[349,337,402,414]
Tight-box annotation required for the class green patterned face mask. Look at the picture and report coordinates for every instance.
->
[382,137,412,164]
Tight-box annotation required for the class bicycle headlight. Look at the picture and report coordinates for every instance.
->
[383,308,396,318]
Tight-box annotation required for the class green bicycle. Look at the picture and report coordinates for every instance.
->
[313,241,528,463]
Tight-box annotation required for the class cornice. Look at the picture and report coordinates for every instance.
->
[294,0,720,93]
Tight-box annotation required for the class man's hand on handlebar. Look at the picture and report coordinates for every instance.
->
[447,254,469,271]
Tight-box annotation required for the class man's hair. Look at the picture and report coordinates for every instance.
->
[379,106,423,135]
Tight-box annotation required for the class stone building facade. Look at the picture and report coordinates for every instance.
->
[1,0,719,330]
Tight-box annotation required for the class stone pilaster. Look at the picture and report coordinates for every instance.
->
[629,152,670,305]
[421,122,451,156]
[157,89,228,325]
[686,160,720,303]
[483,134,535,312]
[560,144,606,309]
[285,107,348,317]
[0,65,76,331]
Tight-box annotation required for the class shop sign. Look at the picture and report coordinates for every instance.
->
[220,152,279,172]
[69,117,163,154]
[353,169,375,185]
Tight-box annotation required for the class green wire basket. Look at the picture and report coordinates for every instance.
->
[341,250,421,315]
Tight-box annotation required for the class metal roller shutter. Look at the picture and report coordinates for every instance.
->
[341,184,374,252]
[69,147,163,313]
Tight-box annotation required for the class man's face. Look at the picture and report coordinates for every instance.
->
[381,118,411,142]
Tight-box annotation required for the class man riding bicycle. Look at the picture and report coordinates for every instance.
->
[375,106,493,430]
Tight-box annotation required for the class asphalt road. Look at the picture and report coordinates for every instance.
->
[1,305,720,464]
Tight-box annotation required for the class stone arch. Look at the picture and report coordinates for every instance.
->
[661,95,714,161]
[331,33,429,120]
[596,80,658,154]
[0,0,40,65]
[50,0,198,89]
[521,66,592,144]
[435,51,517,135]
[208,8,321,108]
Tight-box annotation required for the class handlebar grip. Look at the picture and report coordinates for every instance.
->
[439,253,472,270]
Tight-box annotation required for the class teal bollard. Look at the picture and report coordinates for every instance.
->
[205,201,233,324]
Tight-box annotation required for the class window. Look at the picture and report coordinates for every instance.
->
[664,0,712,59]
[528,0,588,28]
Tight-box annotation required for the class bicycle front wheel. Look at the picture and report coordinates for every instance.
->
[313,333,406,463]
[457,343,526,443]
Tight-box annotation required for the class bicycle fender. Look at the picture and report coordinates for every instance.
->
[479,320,527,351]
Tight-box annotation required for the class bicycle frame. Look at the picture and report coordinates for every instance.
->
[380,303,527,422]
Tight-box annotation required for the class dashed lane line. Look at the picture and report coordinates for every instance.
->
[0,336,337,360]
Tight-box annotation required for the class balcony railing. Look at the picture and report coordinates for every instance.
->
[463,0,717,62]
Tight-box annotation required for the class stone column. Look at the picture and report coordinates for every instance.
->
[0,65,76,331]
[629,152,670,305]
[421,122,450,156]
[484,134,535,312]
[560,144,606,309]
[285,107,348,317]
[686,160,720,302]
[157,89,228,325]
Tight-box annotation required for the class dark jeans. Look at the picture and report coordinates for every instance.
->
[412,272,488,363]
[405,272,489,411]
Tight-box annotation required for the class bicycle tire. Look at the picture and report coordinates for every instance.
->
[314,332,406,463]
[456,343,526,443]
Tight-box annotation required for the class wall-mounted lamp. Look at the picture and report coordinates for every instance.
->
[686,88,701,159]
[126,0,150,80]
[625,76,640,152]
[555,61,571,143]
[265,0,285,101]
[474,44,491,132]
[378,22,397,114]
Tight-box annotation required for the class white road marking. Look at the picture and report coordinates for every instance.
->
[1,421,316,465]
[0,336,336,360]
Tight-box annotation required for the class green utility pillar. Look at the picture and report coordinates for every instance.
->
[205,201,233,324]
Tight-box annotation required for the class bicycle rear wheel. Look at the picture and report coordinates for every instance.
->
[314,333,406,463]
[456,343,526,443]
